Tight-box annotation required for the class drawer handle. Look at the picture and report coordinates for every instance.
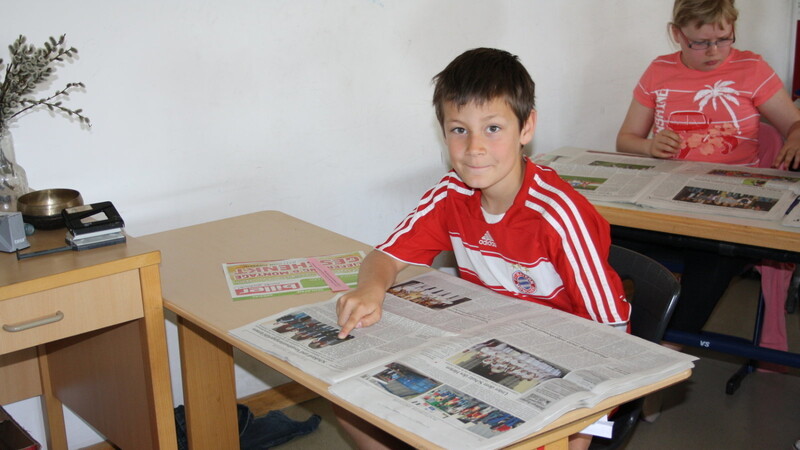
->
[3,311,64,332]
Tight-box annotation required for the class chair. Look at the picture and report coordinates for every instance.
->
[728,121,799,389]
[588,245,681,450]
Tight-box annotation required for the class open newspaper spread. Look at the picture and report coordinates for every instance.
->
[534,148,800,225]
[230,271,695,450]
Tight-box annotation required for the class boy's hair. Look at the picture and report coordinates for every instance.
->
[672,0,738,29]
[432,48,535,131]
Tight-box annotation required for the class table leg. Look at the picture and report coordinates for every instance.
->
[177,317,239,449]
[543,438,569,450]
[37,345,68,450]
[139,265,179,448]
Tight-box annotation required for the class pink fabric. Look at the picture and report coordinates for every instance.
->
[755,260,794,352]
[756,122,787,170]
[754,123,792,353]
[634,48,784,166]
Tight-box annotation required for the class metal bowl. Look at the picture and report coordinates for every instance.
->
[17,188,84,229]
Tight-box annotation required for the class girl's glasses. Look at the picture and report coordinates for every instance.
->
[678,28,735,50]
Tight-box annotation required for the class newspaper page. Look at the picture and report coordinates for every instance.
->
[538,148,800,221]
[327,272,696,450]
[231,271,695,449]
[229,271,541,384]
[533,149,685,203]
[671,162,800,195]
[222,251,364,301]
[635,173,796,221]
[782,197,800,228]
[537,162,670,203]
[536,148,687,173]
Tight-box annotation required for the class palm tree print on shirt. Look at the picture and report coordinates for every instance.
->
[694,80,742,132]
[667,80,741,158]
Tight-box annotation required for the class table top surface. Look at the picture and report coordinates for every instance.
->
[0,226,159,300]
[138,211,430,333]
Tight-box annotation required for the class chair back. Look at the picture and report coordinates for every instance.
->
[757,121,785,170]
[609,245,681,343]
[588,246,681,450]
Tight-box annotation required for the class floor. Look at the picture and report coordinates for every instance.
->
[274,275,800,450]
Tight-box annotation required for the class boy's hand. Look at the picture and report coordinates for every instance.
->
[649,130,681,159]
[336,287,385,339]
[334,249,407,339]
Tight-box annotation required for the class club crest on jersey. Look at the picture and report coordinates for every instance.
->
[479,231,497,247]
[512,271,536,294]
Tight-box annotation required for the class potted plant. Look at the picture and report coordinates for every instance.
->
[0,34,90,211]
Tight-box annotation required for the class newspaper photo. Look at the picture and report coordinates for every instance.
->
[222,251,364,300]
[230,271,695,450]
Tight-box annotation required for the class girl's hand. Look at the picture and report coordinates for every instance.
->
[649,129,682,159]
[774,139,800,170]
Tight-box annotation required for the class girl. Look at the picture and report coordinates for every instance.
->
[617,0,800,169]
[615,0,797,369]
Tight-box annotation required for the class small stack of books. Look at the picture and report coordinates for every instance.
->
[62,201,126,250]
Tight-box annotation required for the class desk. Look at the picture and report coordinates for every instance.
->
[0,229,176,449]
[140,211,690,449]
[595,201,800,380]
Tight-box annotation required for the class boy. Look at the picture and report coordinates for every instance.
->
[335,48,629,450]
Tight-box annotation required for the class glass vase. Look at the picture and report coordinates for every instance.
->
[0,127,31,212]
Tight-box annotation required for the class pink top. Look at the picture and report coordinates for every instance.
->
[634,48,783,165]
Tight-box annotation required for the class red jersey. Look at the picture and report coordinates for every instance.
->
[377,158,630,326]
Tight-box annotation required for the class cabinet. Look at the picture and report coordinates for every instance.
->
[0,229,176,449]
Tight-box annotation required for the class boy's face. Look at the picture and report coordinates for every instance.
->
[442,98,535,204]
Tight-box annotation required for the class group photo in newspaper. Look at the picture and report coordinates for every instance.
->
[230,271,695,450]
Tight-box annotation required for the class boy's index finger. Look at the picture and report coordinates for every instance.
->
[337,320,356,339]
[336,298,358,338]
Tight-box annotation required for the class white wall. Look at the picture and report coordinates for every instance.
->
[1,1,793,447]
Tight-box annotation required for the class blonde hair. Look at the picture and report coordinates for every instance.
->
[672,0,738,29]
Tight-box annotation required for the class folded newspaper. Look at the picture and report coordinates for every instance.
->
[534,147,800,226]
[222,251,365,300]
[230,271,695,449]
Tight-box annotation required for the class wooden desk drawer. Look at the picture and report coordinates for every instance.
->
[0,270,144,354]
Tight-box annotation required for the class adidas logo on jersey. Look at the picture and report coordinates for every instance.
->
[478,231,497,247]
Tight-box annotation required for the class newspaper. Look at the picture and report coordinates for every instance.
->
[534,148,800,225]
[221,251,365,300]
[230,271,695,450]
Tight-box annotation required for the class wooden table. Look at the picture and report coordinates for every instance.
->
[140,210,690,449]
[0,228,176,449]
[593,202,800,260]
